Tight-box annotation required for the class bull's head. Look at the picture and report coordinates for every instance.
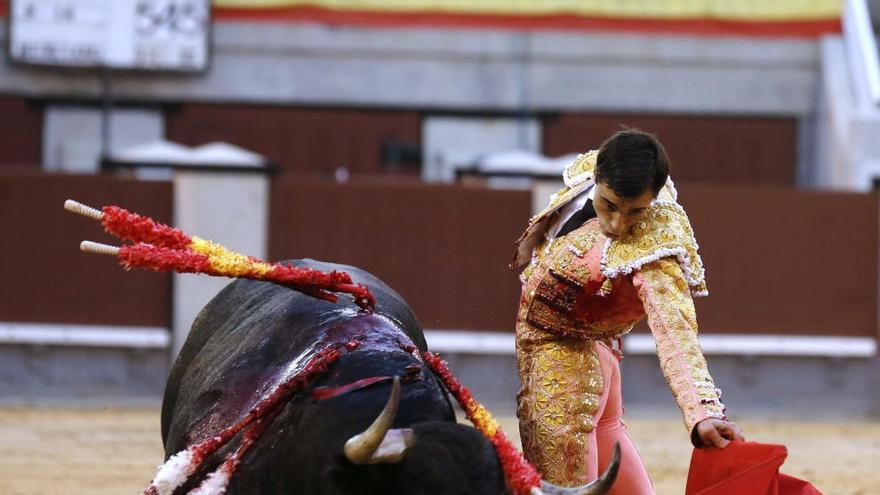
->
[336,378,619,495]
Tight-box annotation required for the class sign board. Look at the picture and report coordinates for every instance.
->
[8,0,210,72]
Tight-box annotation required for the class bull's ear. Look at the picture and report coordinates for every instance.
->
[364,428,415,464]
[344,377,414,464]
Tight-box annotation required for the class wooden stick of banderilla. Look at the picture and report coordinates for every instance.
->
[64,199,104,221]
[79,241,120,256]
[65,201,117,256]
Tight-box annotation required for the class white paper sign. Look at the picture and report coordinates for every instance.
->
[9,0,210,72]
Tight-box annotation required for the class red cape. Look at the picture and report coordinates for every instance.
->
[685,441,822,495]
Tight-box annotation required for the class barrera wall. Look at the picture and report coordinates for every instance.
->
[0,173,876,346]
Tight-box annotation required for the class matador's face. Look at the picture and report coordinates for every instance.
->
[593,181,655,239]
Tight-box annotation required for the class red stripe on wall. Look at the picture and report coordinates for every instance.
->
[214,6,841,38]
[0,2,838,38]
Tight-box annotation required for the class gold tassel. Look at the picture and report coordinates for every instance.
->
[599,278,614,296]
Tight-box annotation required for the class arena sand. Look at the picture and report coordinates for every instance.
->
[0,408,877,494]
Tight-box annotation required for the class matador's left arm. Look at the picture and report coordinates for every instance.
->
[632,257,727,434]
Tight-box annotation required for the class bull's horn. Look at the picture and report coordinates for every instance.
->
[533,442,621,495]
[343,376,403,464]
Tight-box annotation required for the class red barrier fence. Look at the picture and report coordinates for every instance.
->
[167,104,797,186]
[0,98,42,169]
[270,179,879,337]
[679,183,878,337]
[0,171,172,327]
[544,114,798,185]
[269,177,529,331]
[1,173,876,339]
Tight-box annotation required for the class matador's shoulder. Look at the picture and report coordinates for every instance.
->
[511,151,599,271]
[563,150,598,189]
[601,199,708,297]
[544,150,599,214]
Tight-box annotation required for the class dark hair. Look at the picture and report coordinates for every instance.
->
[595,129,670,198]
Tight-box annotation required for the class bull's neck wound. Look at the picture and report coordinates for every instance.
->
[144,341,353,495]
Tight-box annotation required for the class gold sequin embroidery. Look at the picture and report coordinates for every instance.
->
[603,202,708,297]
[517,338,603,486]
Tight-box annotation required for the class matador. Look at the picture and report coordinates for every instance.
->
[511,133,743,494]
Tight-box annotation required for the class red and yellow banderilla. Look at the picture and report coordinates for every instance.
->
[64,199,375,310]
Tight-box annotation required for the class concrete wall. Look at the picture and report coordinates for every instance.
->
[445,352,880,419]
[809,2,880,191]
[0,345,167,407]
[0,21,820,116]
[42,105,164,172]
[0,20,827,184]
[5,339,876,419]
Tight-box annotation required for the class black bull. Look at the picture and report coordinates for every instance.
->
[161,259,617,495]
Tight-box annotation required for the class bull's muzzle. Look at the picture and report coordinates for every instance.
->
[533,442,621,495]
[343,376,413,465]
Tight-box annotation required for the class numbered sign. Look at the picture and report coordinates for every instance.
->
[8,0,211,72]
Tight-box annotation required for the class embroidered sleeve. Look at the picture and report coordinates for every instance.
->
[632,257,726,433]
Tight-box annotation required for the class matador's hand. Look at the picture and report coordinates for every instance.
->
[694,418,745,448]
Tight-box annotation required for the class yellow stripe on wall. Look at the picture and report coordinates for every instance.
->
[213,0,842,21]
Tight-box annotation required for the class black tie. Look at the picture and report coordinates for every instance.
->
[556,199,597,238]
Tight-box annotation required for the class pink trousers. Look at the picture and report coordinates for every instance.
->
[591,342,655,495]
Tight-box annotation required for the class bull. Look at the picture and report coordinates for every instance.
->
[157,259,619,495]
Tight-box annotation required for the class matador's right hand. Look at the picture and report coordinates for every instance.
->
[694,418,745,448]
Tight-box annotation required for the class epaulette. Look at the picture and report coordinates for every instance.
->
[601,200,707,297]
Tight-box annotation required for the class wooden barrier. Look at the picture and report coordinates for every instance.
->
[0,98,42,169]
[543,113,797,185]
[269,177,529,331]
[679,183,878,337]
[0,171,172,327]
[0,173,876,341]
[271,178,879,338]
